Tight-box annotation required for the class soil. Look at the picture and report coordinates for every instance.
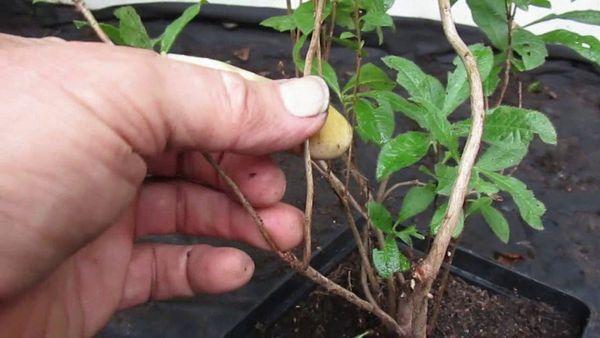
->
[261,253,582,338]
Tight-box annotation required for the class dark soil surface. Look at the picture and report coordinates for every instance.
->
[263,253,581,338]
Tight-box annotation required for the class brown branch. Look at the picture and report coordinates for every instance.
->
[72,0,113,44]
[204,152,404,335]
[300,0,325,267]
[493,1,517,108]
[412,1,486,336]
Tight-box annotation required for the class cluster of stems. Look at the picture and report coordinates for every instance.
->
[73,0,487,336]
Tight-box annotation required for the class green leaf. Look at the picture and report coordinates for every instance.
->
[159,3,202,53]
[343,63,395,93]
[512,28,548,71]
[372,236,410,278]
[260,14,296,32]
[443,44,494,116]
[411,98,458,157]
[376,132,430,180]
[114,6,153,49]
[73,21,124,45]
[483,171,546,230]
[476,141,529,171]
[482,106,557,145]
[292,1,332,35]
[360,90,426,126]
[429,203,465,238]
[480,204,510,243]
[514,0,551,10]
[398,185,436,222]
[435,164,498,196]
[368,201,393,233]
[483,60,503,97]
[466,0,508,49]
[339,31,356,39]
[362,11,394,32]
[293,34,341,99]
[355,99,395,145]
[395,225,424,246]
[540,29,600,65]
[382,56,445,108]
[526,10,600,27]
[466,196,493,217]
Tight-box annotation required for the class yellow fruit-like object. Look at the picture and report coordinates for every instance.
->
[167,54,352,160]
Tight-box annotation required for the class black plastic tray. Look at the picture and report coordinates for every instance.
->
[229,228,591,337]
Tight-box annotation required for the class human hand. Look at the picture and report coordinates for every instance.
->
[0,34,329,337]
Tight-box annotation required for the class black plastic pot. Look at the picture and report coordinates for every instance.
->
[228,227,591,337]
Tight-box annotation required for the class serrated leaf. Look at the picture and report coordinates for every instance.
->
[382,56,445,108]
[483,60,502,97]
[376,132,430,180]
[443,44,494,115]
[429,203,465,238]
[483,106,557,145]
[466,0,508,50]
[114,6,152,49]
[355,99,394,145]
[160,3,202,53]
[412,98,458,157]
[260,15,296,32]
[512,28,548,71]
[360,90,426,126]
[483,171,546,230]
[368,201,393,233]
[481,204,510,243]
[526,10,600,27]
[343,63,395,93]
[466,196,493,217]
[362,11,394,32]
[395,225,424,246]
[476,141,529,171]
[398,185,436,222]
[435,164,498,196]
[372,236,410,278]
[540,29,600,65]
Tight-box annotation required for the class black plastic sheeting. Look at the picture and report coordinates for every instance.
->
[1,2,599,337]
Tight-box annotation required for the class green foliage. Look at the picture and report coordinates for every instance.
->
[397,185,436,222]
[430,203,464,238]
[376,132,430,180]
[355,99,395,145]
[483,172,546,230]
[343,63,395,93]
[367,201,393,233]
[159,3,203,53]
[511,28,548,71]
[372,236,410,278]
[526,10,600,27]
[73,3,203,53]
[541,30,600,65]
[466,0,508,50]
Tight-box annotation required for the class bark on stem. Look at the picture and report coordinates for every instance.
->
[300,0,325,267]
[412,1,486,336]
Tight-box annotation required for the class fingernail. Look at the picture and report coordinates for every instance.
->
[279,76,329,117]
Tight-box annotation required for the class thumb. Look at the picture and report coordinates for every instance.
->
[22,41,330,156]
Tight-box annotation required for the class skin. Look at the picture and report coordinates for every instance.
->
[0,34,328,337]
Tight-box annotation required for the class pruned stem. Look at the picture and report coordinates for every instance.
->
[412,1,486,336]
[72,0,113,44]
